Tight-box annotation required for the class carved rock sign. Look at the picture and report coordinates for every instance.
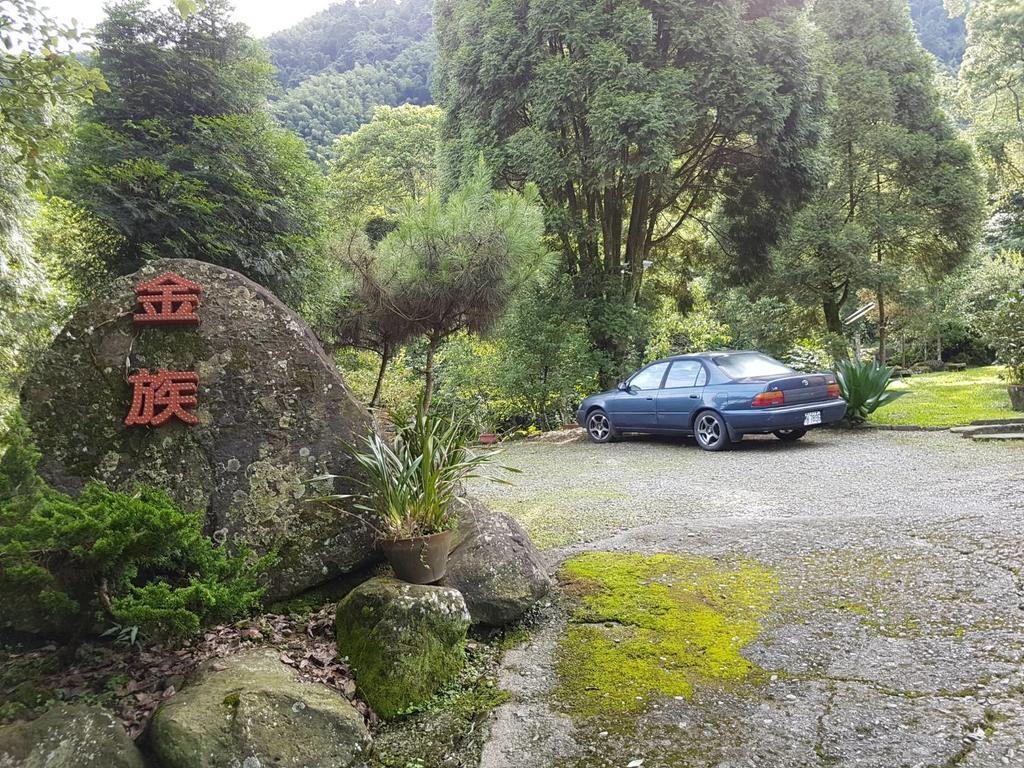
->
[21,258,376,599]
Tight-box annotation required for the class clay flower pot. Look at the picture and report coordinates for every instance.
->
[380,529,454,584]
[1009,385,1024,412]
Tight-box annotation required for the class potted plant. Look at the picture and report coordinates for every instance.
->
[986,290,1024,411]
[318,407,513,584]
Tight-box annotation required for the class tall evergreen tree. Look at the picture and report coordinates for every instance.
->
[434,0,824,385]
[775,0,983,358]
[62,0,325,305]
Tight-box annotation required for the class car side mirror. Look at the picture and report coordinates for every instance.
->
[617,381,628,391]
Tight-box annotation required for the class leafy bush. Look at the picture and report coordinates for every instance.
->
[321,407,513,540]
[986,290,1024,385]
[834,358,906,424]
[783,338,834,373]
[0,416,269,641]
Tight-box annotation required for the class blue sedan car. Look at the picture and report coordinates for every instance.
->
[576,351,847,451]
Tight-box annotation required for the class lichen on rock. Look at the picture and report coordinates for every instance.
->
[0,704,146,768]
[149,648,371,768]
[555,552,777,719]
[335,576,471,719]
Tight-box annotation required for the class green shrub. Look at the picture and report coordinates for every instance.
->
[0,415,269,641]
[985,290,1024,385]
[834,358,906,424]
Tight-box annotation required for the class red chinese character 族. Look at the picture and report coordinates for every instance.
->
[125,369,200,427]
[133,272,203,326]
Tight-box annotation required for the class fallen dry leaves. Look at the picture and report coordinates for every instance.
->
[0,603,376,739]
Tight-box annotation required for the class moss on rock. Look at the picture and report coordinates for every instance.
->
[554,552,777,718]
[149,649,371,768]
[336,577,471,719]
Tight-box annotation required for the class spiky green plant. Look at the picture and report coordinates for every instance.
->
[318,406,515,540]
[834,357,906,424]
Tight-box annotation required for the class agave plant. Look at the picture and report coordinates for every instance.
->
[316,406,515,540]
[834,357,906,424]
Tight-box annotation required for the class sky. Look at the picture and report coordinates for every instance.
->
[38,0,335,39]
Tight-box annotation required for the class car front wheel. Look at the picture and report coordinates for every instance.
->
[586,409,617,443]
[694,410,731,452]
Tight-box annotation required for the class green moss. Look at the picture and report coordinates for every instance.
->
[554,552,777,718]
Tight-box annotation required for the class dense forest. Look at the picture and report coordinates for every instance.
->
[2,0,1023,431]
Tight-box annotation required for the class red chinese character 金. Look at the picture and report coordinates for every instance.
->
[133,273,203,326]
[124,369,200,427]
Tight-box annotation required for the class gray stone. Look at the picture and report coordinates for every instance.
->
[20,258,375,598]
[0,704,145,768]
[442,503,552,626]
[149,649,371,768]
[336,576,470,718]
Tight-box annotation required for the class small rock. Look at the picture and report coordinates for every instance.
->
[0,704,145,768]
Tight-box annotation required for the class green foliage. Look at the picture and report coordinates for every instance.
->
[776,0,984,357]
[909,0,966,70]
[329,104,442,224]
[346,160,550,406]
[985,290,1024,384]
[263,0,433,89]
[0,0,105,411]
[783,338,835,373]
[960,0,1024,192]
[867,365,1015,426]
[61,0,326,306]
[265,0,434,160]
[30,197,119,302]
[834,357,907,424]
[435,0,824,384]
[0,0,106,189]
[323,407,511,539]
[271,44,435,163]
[0,414,268,640]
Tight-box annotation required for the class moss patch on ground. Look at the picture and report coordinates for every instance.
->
[554,552,777,719]
[869,366,1015,427]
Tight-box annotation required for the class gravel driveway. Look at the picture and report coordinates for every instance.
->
[469,429,1024,768]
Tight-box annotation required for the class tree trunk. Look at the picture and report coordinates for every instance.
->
[422,334,440,411]
[876,289,887,363]
[937,332,943,363]
[823,298,844,335]
[369,342,390,408]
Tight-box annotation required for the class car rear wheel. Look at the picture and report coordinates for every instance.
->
[586,409,618,443]
[694,411,730,452]
[773,428,807,442]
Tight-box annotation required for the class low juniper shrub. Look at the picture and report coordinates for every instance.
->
[0,413,271,642]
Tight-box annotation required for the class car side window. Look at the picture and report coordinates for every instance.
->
[664,360,703,388]
[629,362,669,390]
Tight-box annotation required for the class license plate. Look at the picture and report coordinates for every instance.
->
[804,411,822,426]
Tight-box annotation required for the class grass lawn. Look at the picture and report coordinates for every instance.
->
[869,365,1017,428]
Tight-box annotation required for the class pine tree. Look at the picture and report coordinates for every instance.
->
[775,0,984,358]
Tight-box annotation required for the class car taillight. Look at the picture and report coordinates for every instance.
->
[827,383,841,399]
[752,390,785,408]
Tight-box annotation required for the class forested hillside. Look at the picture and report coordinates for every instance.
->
[265,0,433,161]
[267,0,967,161]
[909,0,966,69]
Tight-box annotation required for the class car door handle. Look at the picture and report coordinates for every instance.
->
[689,394,699,399]
[646,396,655,401]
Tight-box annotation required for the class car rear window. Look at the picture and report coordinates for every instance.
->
[714,352,793,379]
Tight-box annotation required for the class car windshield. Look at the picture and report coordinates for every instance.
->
[714,352,793,379]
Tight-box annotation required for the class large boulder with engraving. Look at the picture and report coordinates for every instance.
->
[20,258,374,598]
